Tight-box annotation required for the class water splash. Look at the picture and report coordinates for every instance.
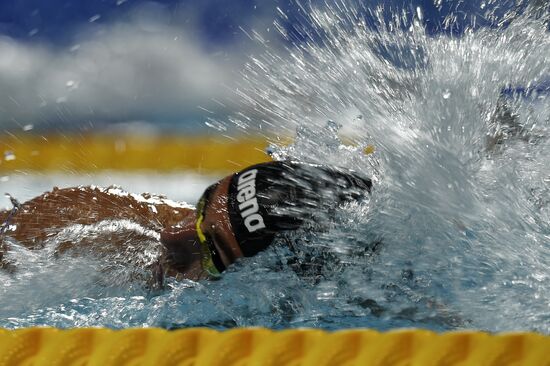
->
[228,0,550,332]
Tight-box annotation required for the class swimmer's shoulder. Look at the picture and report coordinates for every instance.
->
[18,185,195,227]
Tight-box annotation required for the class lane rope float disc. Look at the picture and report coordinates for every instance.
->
[0,328,548,365]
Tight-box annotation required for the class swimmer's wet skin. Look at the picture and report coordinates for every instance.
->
[0,161,372,285]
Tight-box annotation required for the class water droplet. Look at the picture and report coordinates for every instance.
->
[89,14,101,23]
[416,7,423,21]
[0,176,9,182]
[23,124,34,131]
[28,28,38,37]
[442,90,452,99]
[65,80,79,91]
[56,96,67,103]
[326,120,341,133]
[4,151,16,161]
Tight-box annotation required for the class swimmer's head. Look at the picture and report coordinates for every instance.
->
[178,161,373,277]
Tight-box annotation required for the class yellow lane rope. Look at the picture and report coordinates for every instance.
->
[0,135,375,173]
[0,328,547,365]
[0,135,272,173]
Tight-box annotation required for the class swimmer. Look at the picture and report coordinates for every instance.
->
[0,161,371,285]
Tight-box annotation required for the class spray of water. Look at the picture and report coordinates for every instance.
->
[228,0,550,331]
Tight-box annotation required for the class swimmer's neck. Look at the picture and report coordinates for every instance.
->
[160,214,206,280]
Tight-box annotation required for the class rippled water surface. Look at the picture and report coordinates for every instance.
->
[1,1,549,332]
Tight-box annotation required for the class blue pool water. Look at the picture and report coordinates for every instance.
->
[1,2,549,332]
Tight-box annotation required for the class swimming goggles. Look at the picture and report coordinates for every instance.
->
[195,184,226,278]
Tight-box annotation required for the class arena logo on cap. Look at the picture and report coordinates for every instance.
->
[236,169,266,232]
